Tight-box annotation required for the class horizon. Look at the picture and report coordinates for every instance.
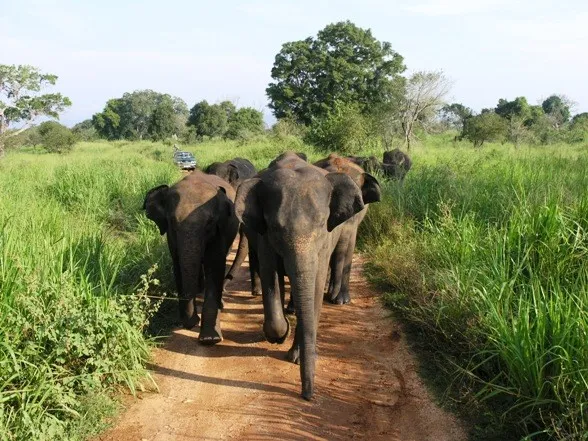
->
[3,0,587,127]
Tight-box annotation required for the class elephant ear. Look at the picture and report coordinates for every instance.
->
[227,164,240,186]
[325,173,365,232]
[360,173,381,205]
[143,185,169,235]
[235,178,266,235]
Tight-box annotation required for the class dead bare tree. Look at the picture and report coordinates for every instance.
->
[399,70,452,150]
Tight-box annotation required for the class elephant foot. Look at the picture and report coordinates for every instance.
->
[222,277,232,294]
[199,326,223,345]
[330,290,351,305]
[264,318,290,344]
[284,298,295,315]
[182,314,200,330]
[286,344,300,364]
[251,288,262,297]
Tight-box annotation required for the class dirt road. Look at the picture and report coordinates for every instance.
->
[98,248,466,441]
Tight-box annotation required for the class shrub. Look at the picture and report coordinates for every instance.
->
[305,102,379,154]
[38,121,77,153]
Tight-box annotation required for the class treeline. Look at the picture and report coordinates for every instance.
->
[88,90,265,143]
[442,95,588,147]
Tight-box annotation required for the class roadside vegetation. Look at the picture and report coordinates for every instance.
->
[1,18,587,441]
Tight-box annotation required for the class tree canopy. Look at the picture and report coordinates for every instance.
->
[92,90,188,140]
[0,64,71,156]
[187,100,263,140]
[541,95,571,127]
[266,21,406,125]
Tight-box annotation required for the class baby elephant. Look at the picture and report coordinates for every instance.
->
[143,171,239,344]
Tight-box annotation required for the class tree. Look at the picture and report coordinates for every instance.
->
[397,70,452,149]
[187,100,228,138]
[72,119,98,141]
[440,103,473,137]
[0,64,71,157]
[266,21,406,125]
[38,121,76,153]
[463,112,507,148]
[224,107,265,140]
[92,90,188,140]
[306,101,375,154]
[541,95,572,128]
[494,97,532,147]
[148,96,180,141]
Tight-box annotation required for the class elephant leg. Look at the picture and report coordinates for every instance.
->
[259,237,289,344]
[326,238,347,304]
[176,235,202,330]
[277,257,286,307]
[248,247,262,296]
[222,226,248,293]
[334,227,359,305]
[199,240,226,345]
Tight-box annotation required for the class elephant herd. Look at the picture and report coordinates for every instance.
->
[143,150,409,400]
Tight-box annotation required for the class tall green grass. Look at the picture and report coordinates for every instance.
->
[0,137,319,439]
[361,141,588,440]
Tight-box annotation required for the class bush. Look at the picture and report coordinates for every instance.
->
[305,102,379,154]
[38,121,77,153]
[72,119,99,142]
[224,107,265,141]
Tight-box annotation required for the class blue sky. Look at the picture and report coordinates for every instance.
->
[3,0,587,126]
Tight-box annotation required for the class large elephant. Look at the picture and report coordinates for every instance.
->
[143,171,239,344]
[314,154,381,304]
[205,158,261,296]
[235,152,378,400]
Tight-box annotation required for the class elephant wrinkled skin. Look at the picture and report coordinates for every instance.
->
[143,171,239,345]
[314,154,381,304]
[235,152,369,400]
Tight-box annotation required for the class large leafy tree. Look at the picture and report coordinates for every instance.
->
[541,95,572,128]
[224,107,264,140]
[92,90,188,140]
[463,112,507,148]
[187,100,229,138]
[440,103,473,135]
[0,64,71,157]
[266,21,405,125]
[494,97,532,146]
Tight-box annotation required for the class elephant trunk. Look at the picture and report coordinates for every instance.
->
[290,259,318,401]
[222,225,248,292]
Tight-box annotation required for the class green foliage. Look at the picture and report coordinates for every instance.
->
[542,95,571,126]
[440,103,473,135]
[266,20,406,125]
[224,107,265,141]
[92,90,188,140]
[0,64,71,156]
[567,113,588,143]
[186,100,229,138]
[187,101,264,142]
[495,96,531,120]
[463,112,507,147]
[148,97,180,141]
[72,119,98,142]
[361,143,588,440]
[305,102,378,154]
[38,121,77,153]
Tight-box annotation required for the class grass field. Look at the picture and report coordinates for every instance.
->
[0,136,586,440]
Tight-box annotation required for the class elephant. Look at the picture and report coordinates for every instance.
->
[143,171,239,344]
[235,151,379,400]
[314,154,381,304]
[382,148,412,181]
[346,148,412,182]
[205,158,256,188]
[205,158,261,296]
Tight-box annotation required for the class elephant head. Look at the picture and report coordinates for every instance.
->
[235,153,365,400]
[205,162,241,188]
[143,184,170,235]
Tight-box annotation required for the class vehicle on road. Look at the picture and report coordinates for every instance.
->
[174,151,197,170]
